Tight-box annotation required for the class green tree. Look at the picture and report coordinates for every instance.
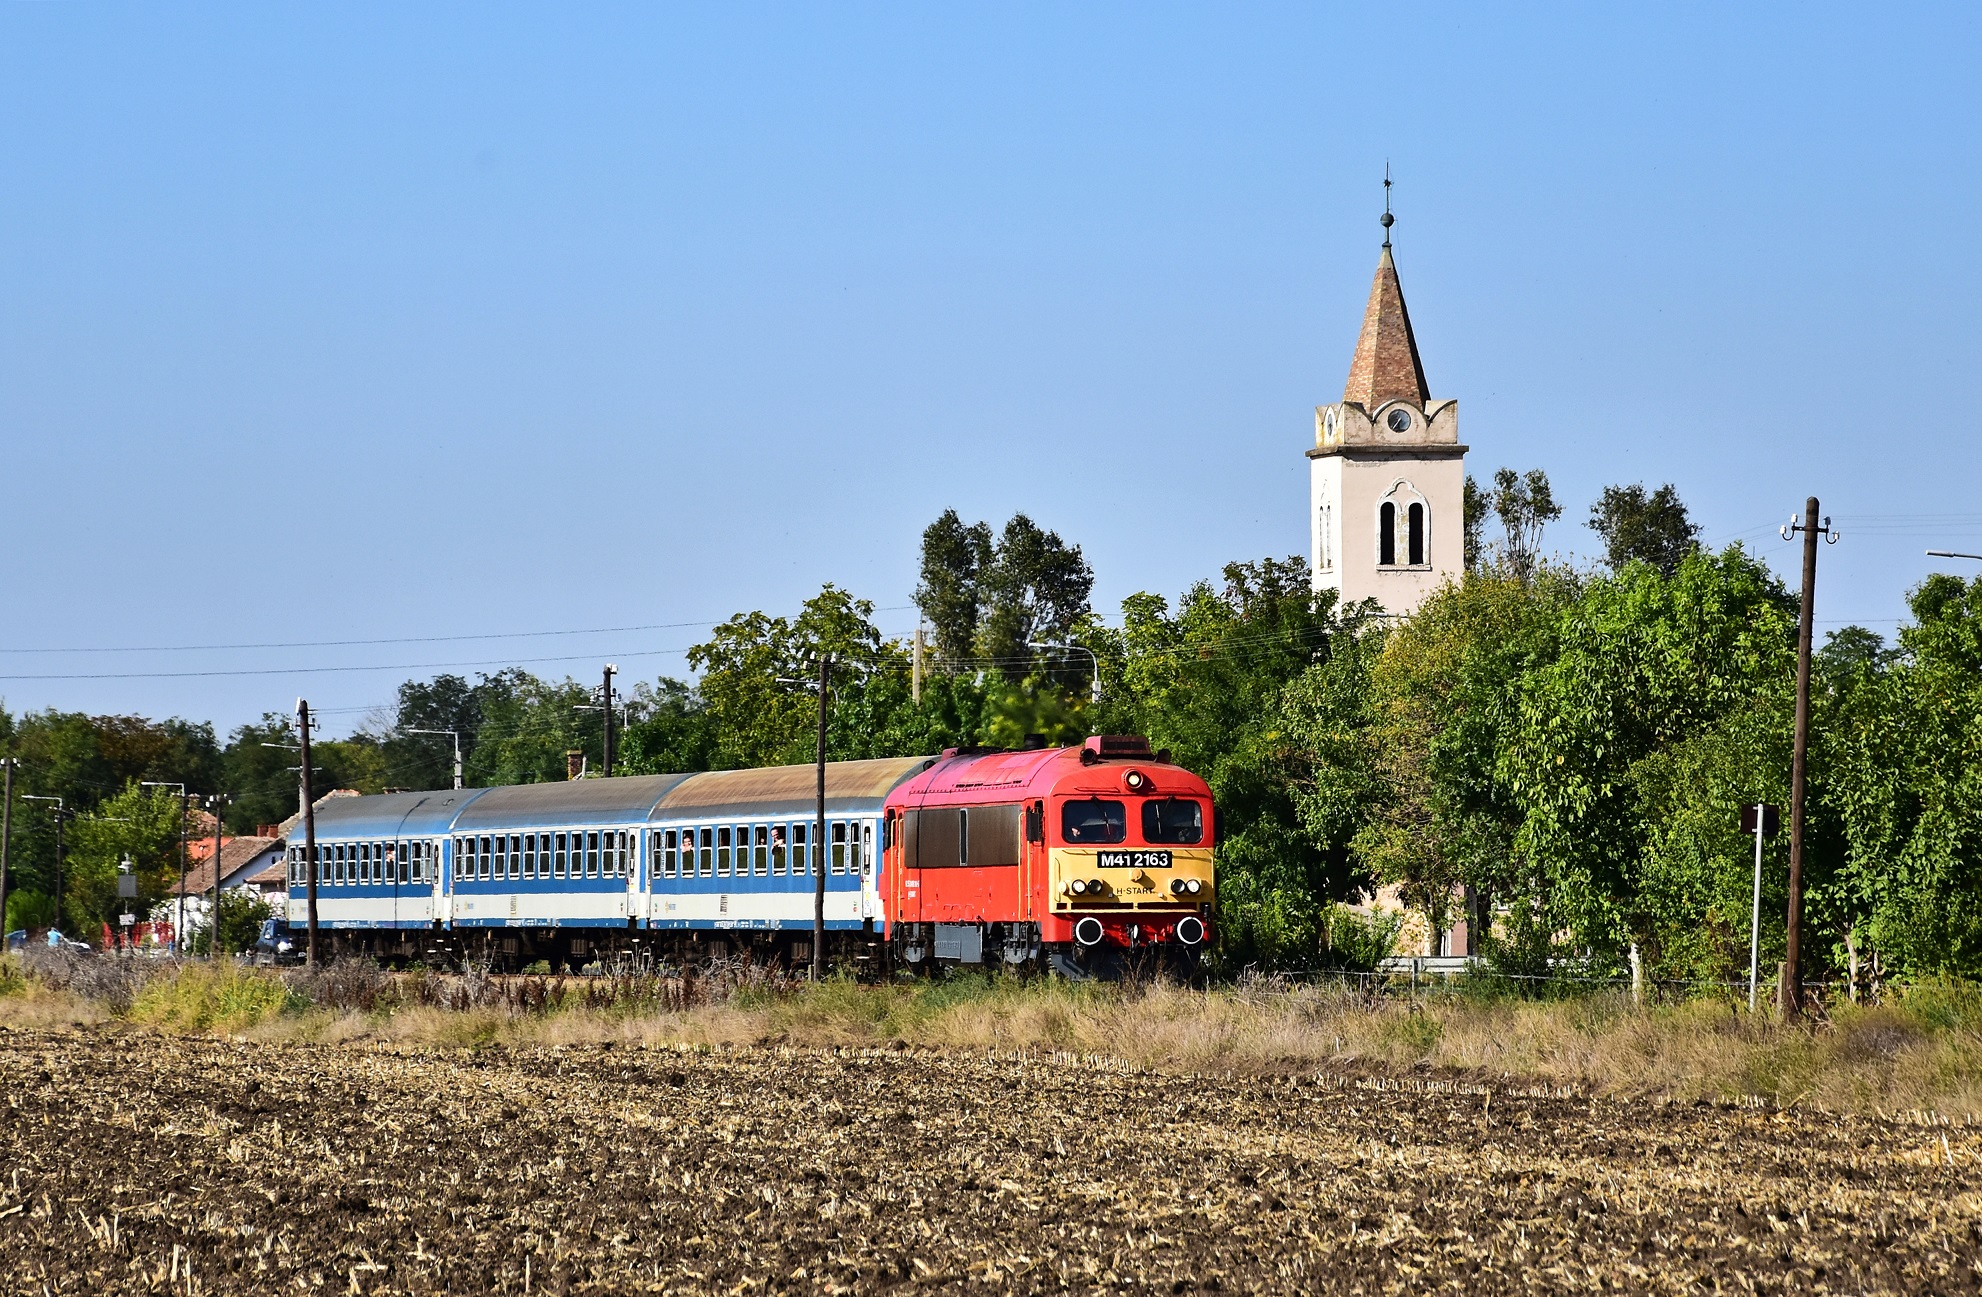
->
[61,784,189,937]
[915,510,994,664]
[689,585,892,769]
[1828,573,1982,978]
[1588,482,1701,576]
[190,887,276,956]
[1501,545,1798,962]
[975,514,1095,679]
[1487,468,1561,581]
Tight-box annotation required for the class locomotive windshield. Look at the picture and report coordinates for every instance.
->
[1141,798,1204,844]
[1061,799,1127,844]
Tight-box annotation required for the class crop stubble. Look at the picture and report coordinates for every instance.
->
[0,1028,1977,1294]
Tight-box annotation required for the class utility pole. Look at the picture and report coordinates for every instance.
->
[298,699,320,968]
[0,758,14,935]
[602,664,618,778]
[206,794,228,958]
[813,652,831,982]
[912,626,924,705]
[1780,498,1838,1018]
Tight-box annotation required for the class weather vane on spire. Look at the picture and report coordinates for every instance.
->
[1381,162,1394,247]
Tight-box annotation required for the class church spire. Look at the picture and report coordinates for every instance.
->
[1341,177,1430,408]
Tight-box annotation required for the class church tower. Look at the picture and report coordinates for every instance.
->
[1309,203,1465,618]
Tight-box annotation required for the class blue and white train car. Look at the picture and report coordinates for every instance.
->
[281,756,933,970]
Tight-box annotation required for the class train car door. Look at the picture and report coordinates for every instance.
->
[858,820,879,921]
[627,828,642,920]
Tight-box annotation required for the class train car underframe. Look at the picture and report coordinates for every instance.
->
[889,919,1205,980]
[316,922,890,975]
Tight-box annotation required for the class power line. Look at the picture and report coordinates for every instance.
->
[0,646,699,683]
[0,607,917,657]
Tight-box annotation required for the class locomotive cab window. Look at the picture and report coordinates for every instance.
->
[1141,798,1204,844]
[1061,799,1127,845]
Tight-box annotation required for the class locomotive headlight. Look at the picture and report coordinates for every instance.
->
[1186,878,1203,895]
[1169,878,1186,896]
[1069,878,1088,896]
[1088,878,1105,894]
[1125,770,1147,791]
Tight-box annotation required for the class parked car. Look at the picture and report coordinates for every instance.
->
[253,918,304,966]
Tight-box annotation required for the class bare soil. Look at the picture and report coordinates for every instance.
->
[1,1026,1978,1294]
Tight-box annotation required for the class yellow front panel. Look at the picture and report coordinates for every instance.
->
[1049,847,1213,912]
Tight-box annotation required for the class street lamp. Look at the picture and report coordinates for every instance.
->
[1927,550,1982,562]
[404,730,463,789]
[140,781,190,953]
[1026,642,1102,705]
[21,795,65,937]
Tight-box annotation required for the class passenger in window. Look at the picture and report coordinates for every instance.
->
[770,826,787,875]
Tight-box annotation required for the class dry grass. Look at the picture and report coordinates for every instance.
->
[6,953,1980,1118]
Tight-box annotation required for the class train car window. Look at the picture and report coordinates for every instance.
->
[1061,799,1127,844]
[551,832,565,879]
[398,844,409,886]
[716,826,731,877]
[510,834,523,880]
[790,823,808,875]
[519,834,532,880]
[831,821,849,874]
[657,830,671,879]
[583,831,598,879]
[362,842,373,885]
[752,825,768,876]
[698,827,714,877]
[1141,798,1204,844]
[862,822,875,876]
[493,835,506,880]
[770,825,788,876]
[615,831,628,878]
[964,804,1021,867]
[480,835,494,881]
[1025,802,1044,845]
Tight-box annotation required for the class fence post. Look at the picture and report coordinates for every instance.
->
[1629,943,1643,1007]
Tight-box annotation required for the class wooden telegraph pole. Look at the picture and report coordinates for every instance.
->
[1781,498,1837,1017]
[0,758,14,934]
[812,653,831,982]
[602,664,618,778]
[298,699,320,968]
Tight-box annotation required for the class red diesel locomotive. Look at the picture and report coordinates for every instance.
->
[882,735,1214,975]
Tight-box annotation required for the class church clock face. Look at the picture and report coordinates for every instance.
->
[1386,408,1412,433]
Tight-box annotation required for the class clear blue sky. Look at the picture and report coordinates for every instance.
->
[3,3,1979,737]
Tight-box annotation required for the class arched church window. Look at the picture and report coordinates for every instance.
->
[1379,502,1397,567]
[1408,502,1425,566]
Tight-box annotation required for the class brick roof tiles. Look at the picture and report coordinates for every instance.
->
[1342,245,1430,408]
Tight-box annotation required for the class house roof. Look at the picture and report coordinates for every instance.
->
[172,836,283,895]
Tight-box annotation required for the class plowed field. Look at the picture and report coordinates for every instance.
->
[1,1027,1977,1294]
